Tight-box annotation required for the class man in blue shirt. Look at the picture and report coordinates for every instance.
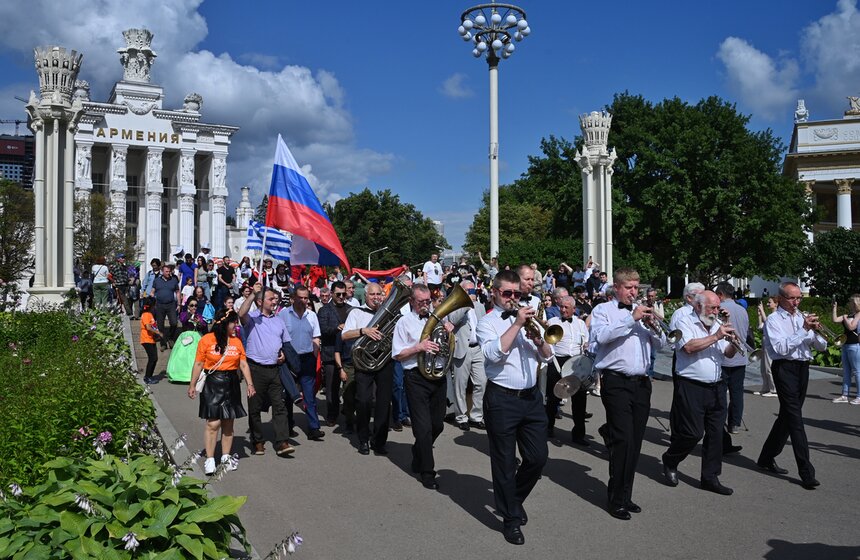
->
[178,253,197,288]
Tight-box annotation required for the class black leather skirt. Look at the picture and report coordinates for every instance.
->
[199,370,247,420]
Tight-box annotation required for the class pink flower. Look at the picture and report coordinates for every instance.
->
[71,335,79,342]
[22,358,31,365]
[97,431,112,444]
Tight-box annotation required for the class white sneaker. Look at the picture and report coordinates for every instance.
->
[753,391,762,396]
[850,397,860,405]
[832,395,849,403]
[221,454,238,471]
[762,392,778,398]
[203,457,216,475]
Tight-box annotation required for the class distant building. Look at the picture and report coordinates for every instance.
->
[0,134,34,187]
[432,219,444,237]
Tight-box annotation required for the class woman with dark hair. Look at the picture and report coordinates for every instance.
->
[179,297,208,335]
[193,285,208,305]
[196,256,210,300]
[188,309,256,474]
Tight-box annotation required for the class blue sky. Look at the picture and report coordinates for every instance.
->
[0,1,857,251]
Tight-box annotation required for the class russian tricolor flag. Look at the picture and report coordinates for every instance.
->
[265,135,350,270]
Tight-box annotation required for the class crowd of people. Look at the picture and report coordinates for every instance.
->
[119,249,858,545]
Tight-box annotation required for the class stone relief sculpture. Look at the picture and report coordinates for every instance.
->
[183,93,203,112]
[146,152,162,185]
[111,149,126,181]
[117,28,157,83]
[75,144,91,180]
[794,99,809,123]
[213,157,226,188]
[180,154,194,186]
[847,96,860,115]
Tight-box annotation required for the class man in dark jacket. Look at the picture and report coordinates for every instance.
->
[317,281,352,425]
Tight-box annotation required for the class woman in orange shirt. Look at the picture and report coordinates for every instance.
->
[188,309,256,475]
[140,298,161,384]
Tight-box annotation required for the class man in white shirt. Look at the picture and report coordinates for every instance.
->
[757,282,826,490]
[422,254,443,292]
[661,290,736,496]
[342,282,392,455]
[715,282,749,434]
[279,285,324,441]
[344,279,361,307]
[590,267,664,521]
[477,270,553,545]
[545,296,590,445]
[447,280,487,431]
[392,284,452,490]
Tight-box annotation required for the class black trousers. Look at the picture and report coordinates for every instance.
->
[758,359,815,480]
[154,302,177,344]
[404,368,447,477]
[356,361,394,448]
[545,355,588,439]
[322,359,342,422]
[600,371,651,508]
[142,343,158,379]
[663,377,727,482]
[484,382,548,529]
[247,363,291,445]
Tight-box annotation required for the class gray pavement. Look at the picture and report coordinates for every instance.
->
[132,325,859,560]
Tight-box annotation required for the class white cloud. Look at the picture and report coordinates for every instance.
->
[0,0,392,211]
[716,36,800,120]
[439,72,474,99]
[801,0,860,116]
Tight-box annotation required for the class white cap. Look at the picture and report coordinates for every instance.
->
[172,245,184,256]
[200,242,211,250]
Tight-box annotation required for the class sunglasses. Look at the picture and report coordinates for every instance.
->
[333,292,346,297]
[498,289,523,299]
[413,298,432,305]
[187,305,197,308]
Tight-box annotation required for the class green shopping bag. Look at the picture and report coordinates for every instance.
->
[166,330,202,383]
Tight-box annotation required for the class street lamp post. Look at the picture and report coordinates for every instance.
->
[367,246,389,270]
[458,3,530,259]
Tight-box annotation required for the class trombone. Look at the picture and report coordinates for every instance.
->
[801,312,846,348]
[715,311,762,363]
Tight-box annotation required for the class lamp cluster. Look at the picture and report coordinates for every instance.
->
[458,3,529,60]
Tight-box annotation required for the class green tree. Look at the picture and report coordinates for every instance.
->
[0,179,35,281]
[254,195,268,223]
[74,192,137,270]
[326,188,449,269]
[804,228,860,301]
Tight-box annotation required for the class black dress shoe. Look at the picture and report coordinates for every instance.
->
[626,501,642,514]
[456,421,470,432]
[401,418,412,427]
[663,465,679,487]
[701,479,733,495]
[584,412,594,419]
[503,525,525,545]
[469,420,486,430]
[391,422,403,432]
[598,424,609,443]
[801,478,821,490]
[571,435,590,447]
[608,506,631,520]
[757,459,789,475]
[421,476,439,490]
[308,429,325,441]
[723,444,742,455]
[520,507,528,526]
[371,445,389,456]
[289,428,300,438]
[358,442,370,455]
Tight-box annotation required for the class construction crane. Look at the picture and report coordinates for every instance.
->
[0,119,26,135]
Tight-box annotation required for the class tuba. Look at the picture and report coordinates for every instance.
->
[351,279,412,372]
[417,284,474,381]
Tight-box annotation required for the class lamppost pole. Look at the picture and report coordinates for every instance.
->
[458,3,530,259]
[368,246,389,270]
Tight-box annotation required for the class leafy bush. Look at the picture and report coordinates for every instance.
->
[0,454,250,559]
[0,308,156,486]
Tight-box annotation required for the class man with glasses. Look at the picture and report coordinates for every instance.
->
[757,282,826,490]
[318,281,352,427]
[279,285,324,440]
[392,284,453,490]
[343,283,392,455]
[477,270,554,545]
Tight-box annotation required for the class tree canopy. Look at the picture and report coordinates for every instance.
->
[803,228,860,301]
[464,92,812,285]
[325,188,449,270]
[0,179,34,281]
[74,192,138,270]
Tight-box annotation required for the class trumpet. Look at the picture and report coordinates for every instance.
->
[714,311,762,363]
[801,312,846,348]
[636,299,682,344]
[518,301,564,345]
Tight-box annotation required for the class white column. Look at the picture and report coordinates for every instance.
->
[488,60,500,259]
[179,148,196,254]
[47,119,59,287]
[32,121,46,288]
[581,169,589,265]
[109,144,128,230]
[145,148,164,263]
[63,125,75,288]
[836,179,854,229]
[210,154,228,257]
[586,169,598,265]
[604,164,614,275]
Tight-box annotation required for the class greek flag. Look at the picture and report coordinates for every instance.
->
[245,220,292,261]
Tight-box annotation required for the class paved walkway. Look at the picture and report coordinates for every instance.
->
[131,321,859,560]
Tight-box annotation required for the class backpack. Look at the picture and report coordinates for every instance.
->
[202,302,215,322]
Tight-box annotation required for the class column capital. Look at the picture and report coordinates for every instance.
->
[179,193,195,213]
[836,178,854,195]
[800,179,816,195]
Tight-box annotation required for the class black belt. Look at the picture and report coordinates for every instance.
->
[488,381,536,398]
[601,369,648,380]
[247,358,278,369]
[677,375,724,388]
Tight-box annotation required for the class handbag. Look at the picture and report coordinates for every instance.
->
[195,353,227,393]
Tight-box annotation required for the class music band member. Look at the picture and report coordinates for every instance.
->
[477,270,554,545]
[757,282,825,489]
[342,283,393,455]
[661,290,736,495]
[545,295,590,445]
[591,267,665,520]
[392,284,453,490]
[447,280,487,431]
